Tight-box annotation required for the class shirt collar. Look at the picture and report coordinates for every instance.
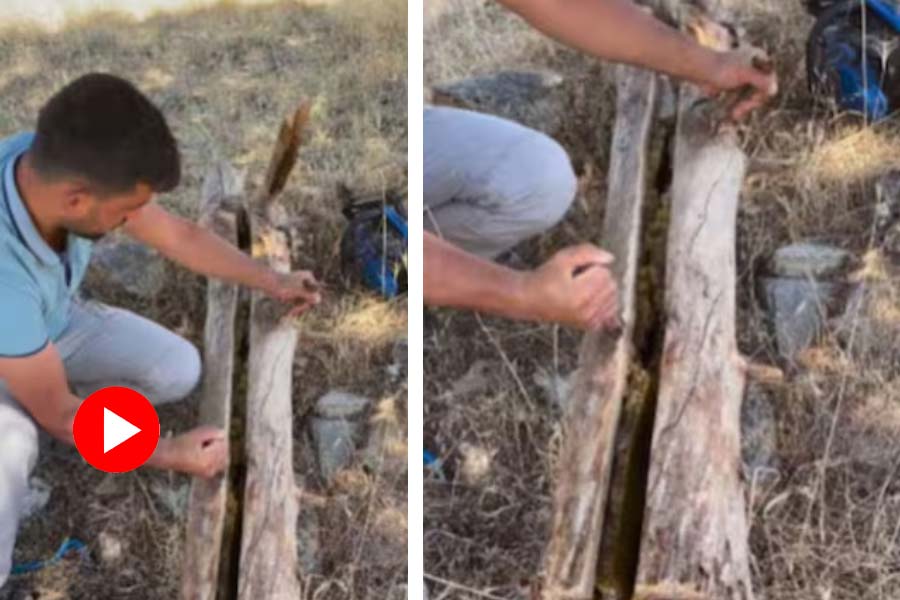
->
[4,143,61,266]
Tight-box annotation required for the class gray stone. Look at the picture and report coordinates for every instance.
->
[315,390,370,419]
[884,223,900,259]
[311,417,362,482]
[296,503,321,575]
[762,277,841,360]
[84,236,169,298]
[741,383,779,481]
[431,70,567,135]
[311,391,371,481]
[98,531,123,564]
[876,170,900,235]
[387,339,408,380]
[771,242,854,279]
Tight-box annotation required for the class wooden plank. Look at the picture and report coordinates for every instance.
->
[541,65,658,600]
[181,162,244,600]
[236,106,308,600]
[633,9,754,599]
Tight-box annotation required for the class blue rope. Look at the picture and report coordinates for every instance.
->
[11,537,87,575]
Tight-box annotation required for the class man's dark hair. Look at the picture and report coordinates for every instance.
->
[31,73,180,196]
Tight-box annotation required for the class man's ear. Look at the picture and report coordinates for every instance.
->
[59,182,98,219]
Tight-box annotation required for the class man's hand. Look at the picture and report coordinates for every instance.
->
[498,0,778,122]
[520,244,620,331]
[699,50,778,122]
[266,270,322,316]
[162,425,228,478]
[125,205,323,314]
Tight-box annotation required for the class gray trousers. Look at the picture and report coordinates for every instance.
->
[0,300,201,588]
[424,106,577,258]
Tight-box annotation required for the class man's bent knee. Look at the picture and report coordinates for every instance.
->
[150,339,202,404]
[518,134,577,234]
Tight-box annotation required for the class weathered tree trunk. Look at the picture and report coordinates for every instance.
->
[237,105,310,600]
[542,65,658,600]
[181,163,244,600]
[633,30,753,600]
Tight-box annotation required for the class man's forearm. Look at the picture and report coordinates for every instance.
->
[499,0,720,85]
[41,393,177,471]
[424,232,536,320]
[160,221,278,294]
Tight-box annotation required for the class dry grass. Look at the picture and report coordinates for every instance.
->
[426,1,900,599]
[0,2,406,599]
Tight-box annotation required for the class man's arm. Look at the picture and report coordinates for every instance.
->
[0,344,227,478]
[123,203,320,313]
[425,231,619,330]
[497,0,776,120]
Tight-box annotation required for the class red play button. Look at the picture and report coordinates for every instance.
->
[73,387,160,473]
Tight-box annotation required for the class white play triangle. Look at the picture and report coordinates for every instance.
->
[103,407,141,454]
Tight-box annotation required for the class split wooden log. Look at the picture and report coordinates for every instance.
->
[181,162,244,600]
[633,11,754,600]
[541,65,658,600]
[237,104,310,600]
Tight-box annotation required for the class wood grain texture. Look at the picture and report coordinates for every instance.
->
[181,162,244,600]
[633,59,753,600]
[237,106,307,600]
[541,65,658,600]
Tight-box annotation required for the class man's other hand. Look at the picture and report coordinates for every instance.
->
[702,50,778,121]
[521,244,620,331]
[268,270,323,316]
[167,425,228,478]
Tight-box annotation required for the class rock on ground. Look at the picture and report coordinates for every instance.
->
[761,277,842,361]
[430,70,567,135]
[771,242,854,279]
[741,383,779,482]
[310,391,371,481]
[83,236,170,299]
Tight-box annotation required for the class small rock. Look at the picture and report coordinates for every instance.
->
[431,70,567,135]
[311,391,371,481]
[98,531,123,564]
[883,223,900,260]
[875,170,900,235]
[296,503,320,575]
[741,383,779,482]
[311,418,361,482]
[761,278,842,360]
[387,339,408,380]
[458,442,494,486]
[771,242,854,279]
[316,391,370,420]
[84,236,169,298]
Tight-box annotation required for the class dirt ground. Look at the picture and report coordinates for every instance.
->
[425,2,900,599]
[0,1,407,599]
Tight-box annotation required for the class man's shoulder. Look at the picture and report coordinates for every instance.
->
[0,132,35,155]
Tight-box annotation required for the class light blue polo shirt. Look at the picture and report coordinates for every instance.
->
[0,132,93,357]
